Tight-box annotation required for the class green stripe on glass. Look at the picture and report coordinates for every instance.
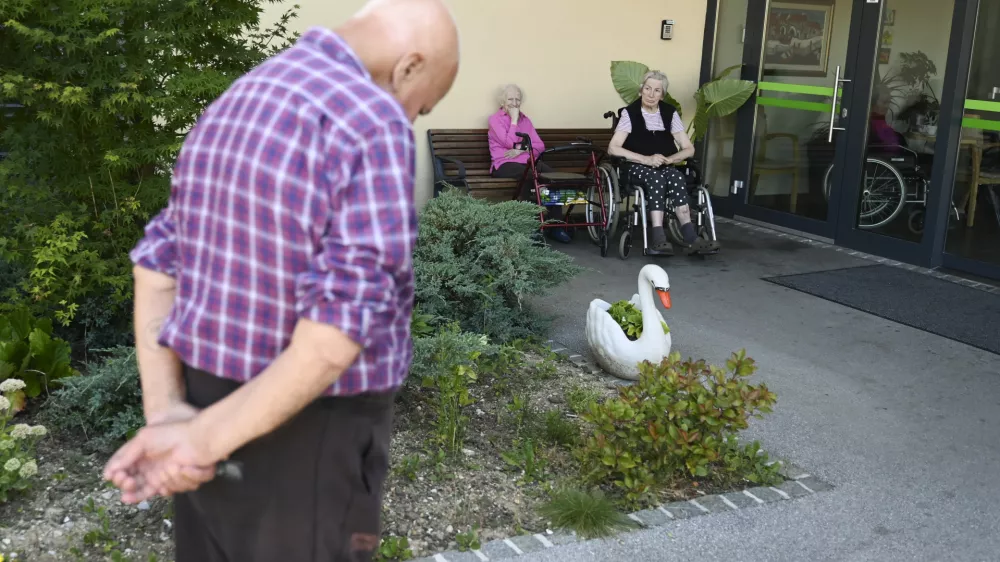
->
[758,81,841,96]
[964,99,1000,113]
[757,96,835,113]
[962,117,1000,132]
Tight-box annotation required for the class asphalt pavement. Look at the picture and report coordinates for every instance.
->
[522,221,1000,562]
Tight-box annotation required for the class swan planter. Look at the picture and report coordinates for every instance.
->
[585,264,672,381]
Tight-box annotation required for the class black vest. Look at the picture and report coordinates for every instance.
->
[621,100,679,158]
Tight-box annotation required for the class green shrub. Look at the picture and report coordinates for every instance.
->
[566,384,602,415]
[543,410,580,448]
[0,379,48,503]
[409,322,494,383]
[537,487,634,539]
[717,436,783,487]
[413,188,583,342]
[502,437,547,483]
[374,535,413,562]
[421,359,480,456]
[577,350,777,507]
[607,300,669,341]
[0,307,79,402]
[39,347,144,452]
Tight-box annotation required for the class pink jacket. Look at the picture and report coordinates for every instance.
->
[488,108,545,171]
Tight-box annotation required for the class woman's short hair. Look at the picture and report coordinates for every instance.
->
[641,70,670,94]
[497,83,523,106]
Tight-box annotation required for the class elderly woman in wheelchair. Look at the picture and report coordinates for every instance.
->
[607,70,717,255]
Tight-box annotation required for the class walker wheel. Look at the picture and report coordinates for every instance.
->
[618,230,632,260]
[599,231,609,257]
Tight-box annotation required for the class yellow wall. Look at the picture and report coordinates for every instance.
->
[263,0,709,207]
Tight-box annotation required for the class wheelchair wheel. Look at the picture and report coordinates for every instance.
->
[587,164,619,245]
[823,159,907,229]
[859,158,907,229]
[599,231,609,257]
[666,215,713,247]
[618,229,632,260]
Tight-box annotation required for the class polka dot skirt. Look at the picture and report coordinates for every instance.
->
[628,163,688,211]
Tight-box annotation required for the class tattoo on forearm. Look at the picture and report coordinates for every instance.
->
[144,317,166,351]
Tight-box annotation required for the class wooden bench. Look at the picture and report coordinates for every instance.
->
[428,128,614,202]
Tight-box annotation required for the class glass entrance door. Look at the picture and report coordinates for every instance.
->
[729,0,958,249]
[744,0,856,237]
[942,0,1000,277]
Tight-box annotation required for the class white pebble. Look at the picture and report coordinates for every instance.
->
[446,525,454,533]
[137,500,150,510]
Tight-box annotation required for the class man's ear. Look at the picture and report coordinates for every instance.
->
[390,52,426,91]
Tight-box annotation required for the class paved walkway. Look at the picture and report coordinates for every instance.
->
[522,222,1000,562]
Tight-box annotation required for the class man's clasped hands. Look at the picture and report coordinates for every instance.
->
[102,402,220,503]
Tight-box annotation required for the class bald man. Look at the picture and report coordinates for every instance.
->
[102,1,459,560]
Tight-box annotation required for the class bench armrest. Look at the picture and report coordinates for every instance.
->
[431,155,470,197]
[434,155,467,179]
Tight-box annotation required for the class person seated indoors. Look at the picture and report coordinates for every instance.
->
[608,70,715,255]
[488,83,571,243]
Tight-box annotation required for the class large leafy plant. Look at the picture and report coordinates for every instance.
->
[0,308,78,404]
[610,61,756,142]
[576,349,777,507]
[0,0,299,349]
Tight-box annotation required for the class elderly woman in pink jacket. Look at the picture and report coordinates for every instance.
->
[488,84,570,243]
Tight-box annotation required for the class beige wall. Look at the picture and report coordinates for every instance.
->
[263,0,708,207]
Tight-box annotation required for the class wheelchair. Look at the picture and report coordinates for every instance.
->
[587,109,720,260]
[820,142,960,235]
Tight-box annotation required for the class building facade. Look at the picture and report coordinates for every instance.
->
[267,0,1000,281]
[703,0,1000,280]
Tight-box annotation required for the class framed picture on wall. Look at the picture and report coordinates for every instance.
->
[763,0,836,77]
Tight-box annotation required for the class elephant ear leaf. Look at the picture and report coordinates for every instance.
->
[689,78,757,141]
[611,61,650,104]
[700,78,757,120]
[713,63,744,81]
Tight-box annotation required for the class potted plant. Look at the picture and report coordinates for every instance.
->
[609,61,756,142]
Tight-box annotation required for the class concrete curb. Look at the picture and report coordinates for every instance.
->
[409,341,834,562]
[715,217,1000,295]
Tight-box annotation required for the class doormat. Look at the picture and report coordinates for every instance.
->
[765,264,1000,355]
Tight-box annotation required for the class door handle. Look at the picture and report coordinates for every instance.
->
[827,65,851,143]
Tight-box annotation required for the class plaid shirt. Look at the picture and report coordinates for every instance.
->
[130,28,417,396]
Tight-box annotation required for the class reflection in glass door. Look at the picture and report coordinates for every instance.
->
[848,0,955,243]
[747,0,854,227]
[944,0,1000,270]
